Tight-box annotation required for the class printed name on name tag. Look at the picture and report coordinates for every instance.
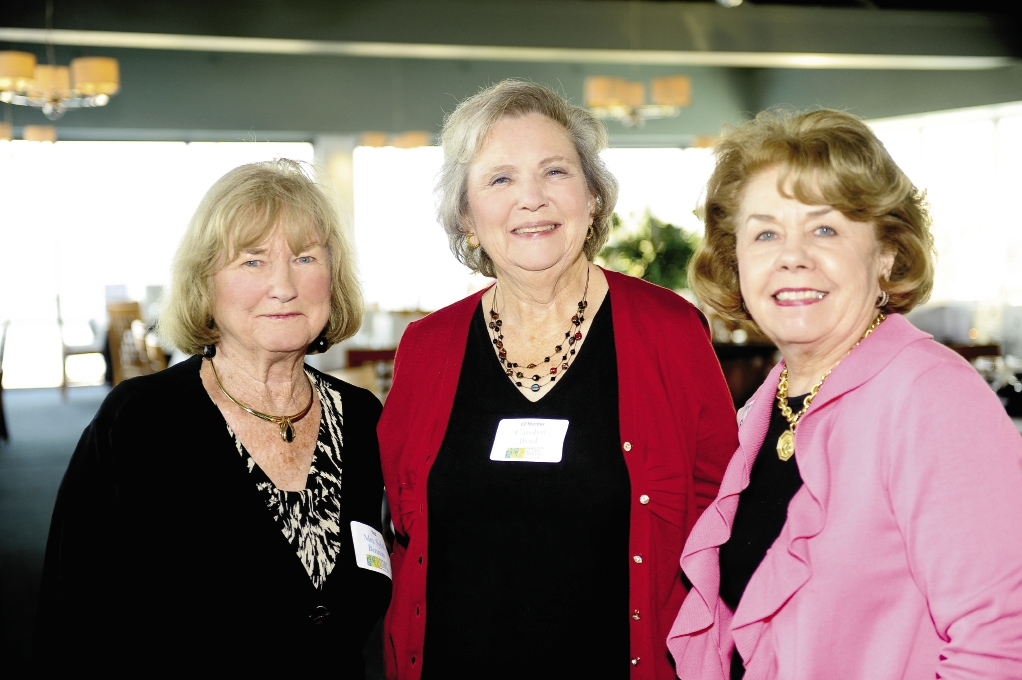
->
[489,418,569,464]
[350,521,392,579]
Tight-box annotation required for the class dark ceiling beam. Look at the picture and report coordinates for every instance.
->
[1,0,1017,65]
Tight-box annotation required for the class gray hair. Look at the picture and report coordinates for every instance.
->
[435,80,619,277]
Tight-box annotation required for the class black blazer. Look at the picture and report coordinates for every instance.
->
[34,356,391,675]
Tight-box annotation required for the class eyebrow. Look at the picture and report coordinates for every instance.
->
[746,207,833,223]
[481,155,575,175]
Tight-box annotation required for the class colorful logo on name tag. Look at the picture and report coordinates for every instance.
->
[490,418,569,464]
[350,521,392,579]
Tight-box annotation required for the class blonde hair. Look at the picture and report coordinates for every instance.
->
[689,108,935,323]
[159,159,362,355]
[436,79,619,277]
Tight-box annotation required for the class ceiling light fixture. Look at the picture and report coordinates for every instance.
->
[584,75,691,128]
[0,51,119,120]
[0,1,119,120]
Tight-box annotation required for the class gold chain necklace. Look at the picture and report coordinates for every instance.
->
[775,312,886,461]
[208,358,315,443]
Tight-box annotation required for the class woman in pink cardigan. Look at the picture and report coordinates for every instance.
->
[668,109,1022,679]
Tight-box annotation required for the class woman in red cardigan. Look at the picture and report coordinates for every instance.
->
[378,80,738,679]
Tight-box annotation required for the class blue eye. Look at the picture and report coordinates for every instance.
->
[243,260,260,267]
[815,225,836,236]
[296,255,314,264]
[547,168,565,176]
[491,175,510,186]
[755,230,777,241]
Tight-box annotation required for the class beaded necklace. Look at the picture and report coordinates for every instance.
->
[488,268,590,393]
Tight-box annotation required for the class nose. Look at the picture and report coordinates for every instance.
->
[517,175,548,211]
[269,261,299,302]
[775,231,812,271]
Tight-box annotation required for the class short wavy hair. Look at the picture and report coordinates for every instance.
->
[159,159,362,355]
[689,108,935,323]
[436,79,619,277]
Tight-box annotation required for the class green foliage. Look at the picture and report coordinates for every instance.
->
[599,212,701,291]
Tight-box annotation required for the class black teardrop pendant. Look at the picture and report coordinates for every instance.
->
[279,419,295,443]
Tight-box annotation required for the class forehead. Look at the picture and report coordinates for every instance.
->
[473,113,578,165]
[739,166,828,214]
[228,210,324,256]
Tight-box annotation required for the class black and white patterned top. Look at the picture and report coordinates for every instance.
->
[227,371,345,590]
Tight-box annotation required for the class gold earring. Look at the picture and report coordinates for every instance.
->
[466,232,481,249]
[586,225,595,241]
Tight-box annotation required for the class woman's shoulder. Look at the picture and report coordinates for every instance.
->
[603,269,705,325]
[874,315,977,381]
[393,287,489,360]
[95,355,203,422]
[408,288,488,332]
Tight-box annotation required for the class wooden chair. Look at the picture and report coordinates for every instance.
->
[0,320,8,443]
[107,301,164,385]
[326,364,382,400]
[57,296,106,398]
[346,348,398,398]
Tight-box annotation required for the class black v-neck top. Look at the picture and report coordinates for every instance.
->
[422,295,631,678]
[718,393,807,680]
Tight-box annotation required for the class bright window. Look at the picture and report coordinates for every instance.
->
[869,102,1022,306]
[350,145,716,312]
[0,140,314,388]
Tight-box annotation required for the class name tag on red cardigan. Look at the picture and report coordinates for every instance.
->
[489,418,569,464]
[350,521,392,579]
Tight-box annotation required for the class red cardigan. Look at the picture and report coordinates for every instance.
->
[378,269,738,679]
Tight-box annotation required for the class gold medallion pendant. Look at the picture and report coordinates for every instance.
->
[773,312,886,463]
[776,429,795,462]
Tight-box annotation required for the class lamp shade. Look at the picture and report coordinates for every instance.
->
[651,76,692,107]
[23,125,57,142]
[0,51,36,91]
[29,65,72,99]
[70,56,120,95]
[390,131,433,148]
[359,131,389,148]
[585,77,645,109]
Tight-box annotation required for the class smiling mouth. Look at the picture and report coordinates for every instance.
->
[512,224,559,235]
[774,290,827,301]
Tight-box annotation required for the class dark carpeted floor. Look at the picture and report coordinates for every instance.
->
[0,384,384,678]
[0,386,108,676]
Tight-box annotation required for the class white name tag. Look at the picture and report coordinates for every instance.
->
[489,418,569,464]
[350,521,392,579]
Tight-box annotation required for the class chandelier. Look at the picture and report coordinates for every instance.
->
[0,50,119,120]
[584,75,691,128]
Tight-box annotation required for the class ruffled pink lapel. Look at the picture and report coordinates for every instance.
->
[670,315,931,673]
[668,362,781,671]
[730,315,929,658]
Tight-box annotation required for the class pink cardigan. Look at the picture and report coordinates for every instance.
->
[668,314,1022,679]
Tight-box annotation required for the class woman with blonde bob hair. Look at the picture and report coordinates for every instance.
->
[669,109,1022,679]
[36,159,392,674]
[379,79,738,679]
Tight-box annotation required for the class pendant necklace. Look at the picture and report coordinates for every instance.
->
[775,312,886,461]
[488,267,590,393]
[208,358,314,443]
